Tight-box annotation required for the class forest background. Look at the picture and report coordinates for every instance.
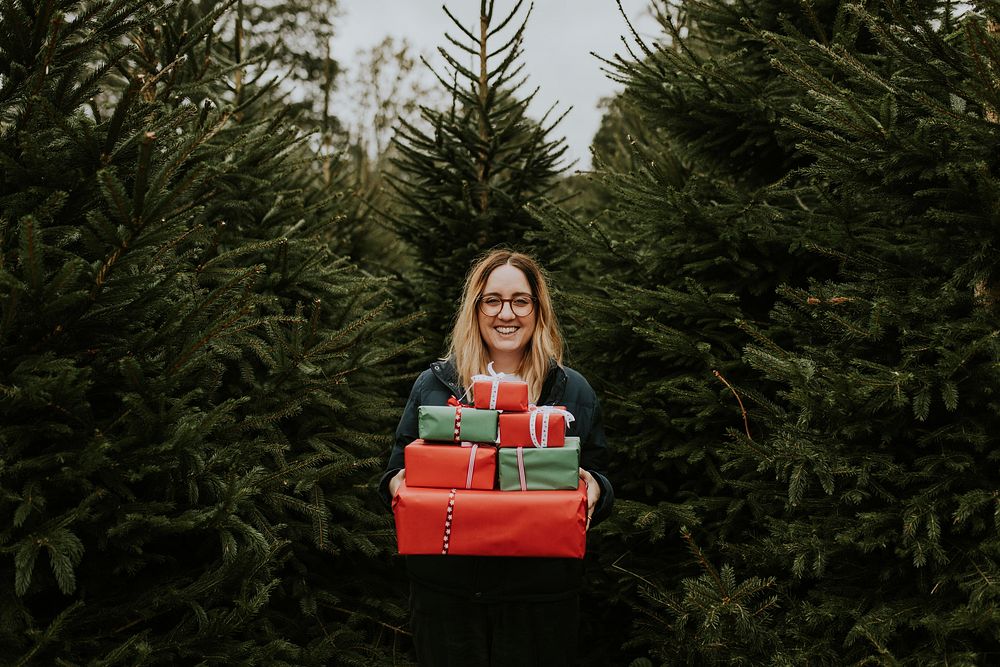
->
[3,0,1000,665]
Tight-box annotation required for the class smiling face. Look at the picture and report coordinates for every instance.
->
[477,263,537,371]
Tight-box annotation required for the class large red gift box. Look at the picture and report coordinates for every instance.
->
[392,481,587,558]
[497,406,573,448]
[404,440,497,490]
[472,377,529,411]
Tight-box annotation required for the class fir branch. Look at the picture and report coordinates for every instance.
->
[13,601,84,667]
[330,605,412,637]
[167,265,263,376]
[713,369,753,440]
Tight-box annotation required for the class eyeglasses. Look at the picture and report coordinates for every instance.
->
[478,295,536,317]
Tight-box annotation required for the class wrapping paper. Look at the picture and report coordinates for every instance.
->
[471,362,530,411]
[472,378,529,412]
[404,440,497,490]
[498,441,580,491]
[418,405,498,443]
[392,481,587,558]
[497,406,573,447]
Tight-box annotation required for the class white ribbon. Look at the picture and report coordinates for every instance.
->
[471,361,508,410]
[527,405,575,448]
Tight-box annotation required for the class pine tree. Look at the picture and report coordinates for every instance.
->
[721,3,1000,662]
[536,4,837,662]
[1,1,409,662]
[536,0,941,662]
[385,0,570,359]
[541,0,1000,663]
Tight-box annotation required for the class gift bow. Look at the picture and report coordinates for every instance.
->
[471,361,507,382]
[528,405,575,448]
[471,361,510,410]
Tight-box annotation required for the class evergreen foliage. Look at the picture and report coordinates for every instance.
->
[7,0,1000,662]
[538,2,852,660]
[385,0,570,359]
[542,0,1000,663]
[1,0,410,662]
[722,4,1000,661]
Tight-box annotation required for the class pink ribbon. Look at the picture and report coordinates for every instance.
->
[464,443,479,489]
[516,447,527,491]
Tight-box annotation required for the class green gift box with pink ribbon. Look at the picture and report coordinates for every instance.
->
[497,438,580,491]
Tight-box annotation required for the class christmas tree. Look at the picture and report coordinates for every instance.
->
[540,0,1000,663]
[721,4,1000,661]
[385,0,570,359]
[1,1,409,662]
[538,2,845,660]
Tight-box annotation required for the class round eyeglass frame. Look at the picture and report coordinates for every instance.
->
[477,295,537,317]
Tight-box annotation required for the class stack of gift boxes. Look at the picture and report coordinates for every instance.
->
[392,370,588,558]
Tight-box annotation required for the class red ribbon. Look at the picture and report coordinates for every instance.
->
[447,396,471,442]
[442,488,457,554]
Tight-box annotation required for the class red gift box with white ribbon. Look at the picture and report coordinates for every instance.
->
[392,481,587,558]
[404,440,497,490]
[471,362,529,411]
[497,405,574,448]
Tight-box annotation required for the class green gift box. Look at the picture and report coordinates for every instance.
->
[498,440,581,491]
[418,405,498,443]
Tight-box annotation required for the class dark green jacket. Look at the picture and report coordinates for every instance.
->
[378,360,614,602]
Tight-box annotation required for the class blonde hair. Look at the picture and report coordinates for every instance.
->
[446,249,563,403]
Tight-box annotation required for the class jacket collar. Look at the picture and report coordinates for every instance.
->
[429,359,463,399]
[430,358,566,405]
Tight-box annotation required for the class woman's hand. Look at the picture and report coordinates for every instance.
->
[388,469,406,498]
[579,468,601,529]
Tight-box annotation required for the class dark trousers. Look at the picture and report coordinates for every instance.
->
[410,584,580,666]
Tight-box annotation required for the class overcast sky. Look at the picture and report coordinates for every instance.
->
[330,1,662,171]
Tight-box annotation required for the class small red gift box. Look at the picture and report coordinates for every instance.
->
[497,406,574,448]
[471,362,530,411]
[472,378,529,411]
[404,440,497,490]
[392,481,587,558]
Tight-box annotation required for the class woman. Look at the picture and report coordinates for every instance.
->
[378,249,614,666]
